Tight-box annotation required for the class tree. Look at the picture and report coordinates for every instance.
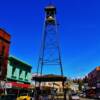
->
[78,81,83,91]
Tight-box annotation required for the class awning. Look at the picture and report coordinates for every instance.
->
[6,82,31,89]
[32,74,66,82]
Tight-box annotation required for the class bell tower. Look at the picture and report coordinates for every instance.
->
[37,5,63,76]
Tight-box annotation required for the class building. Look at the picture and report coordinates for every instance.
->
[70,83,79,92]
[88,66,100,88]
[32,73,66,93]
[6,56,32,89]
[0,28,11,80]
[87,66,100,98]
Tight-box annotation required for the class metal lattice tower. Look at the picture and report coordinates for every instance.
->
[37,5,63,76]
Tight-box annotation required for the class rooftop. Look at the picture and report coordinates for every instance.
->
[45,5,56,11]
[0,28,10,36]
[32,74,66,82]
[9,56,32,68]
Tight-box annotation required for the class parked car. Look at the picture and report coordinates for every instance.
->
[69,93,80,100]
[16,93,32,100]
[79,92,86,98]
[83,93,86,98]
[79,93,83,97]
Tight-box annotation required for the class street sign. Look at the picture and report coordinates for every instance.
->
[5,83,12,88]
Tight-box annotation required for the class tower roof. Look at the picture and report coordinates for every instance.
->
[45,5,56,11]
[45,5,55,9]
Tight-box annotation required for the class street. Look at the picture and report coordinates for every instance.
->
[80,97,97,100]
[55,95,98,100]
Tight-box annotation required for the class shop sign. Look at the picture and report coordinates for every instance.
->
[5,83,12,88]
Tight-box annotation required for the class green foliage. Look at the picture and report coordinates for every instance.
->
[78,81,82,91]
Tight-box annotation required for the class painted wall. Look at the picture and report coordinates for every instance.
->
[7,56,32,83]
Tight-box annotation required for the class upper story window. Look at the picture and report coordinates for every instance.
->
[0,46,5,72]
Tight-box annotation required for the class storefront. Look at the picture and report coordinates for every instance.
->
[0,81,32,95]
[0,56,32,95]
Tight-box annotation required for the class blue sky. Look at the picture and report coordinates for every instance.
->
[0,0,100,78]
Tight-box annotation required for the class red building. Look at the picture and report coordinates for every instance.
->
[0,28,11,80]
[88,66,100,87]
[87,66,100,98]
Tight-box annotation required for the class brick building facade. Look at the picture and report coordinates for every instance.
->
[0,28,11,80]
[88,66,100,88]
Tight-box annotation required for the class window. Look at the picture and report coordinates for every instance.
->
[1,46,5,56]
[0,46,5,72]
